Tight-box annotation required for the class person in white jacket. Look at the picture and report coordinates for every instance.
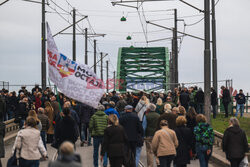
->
[12,116,47,167]
[135,95,149,122]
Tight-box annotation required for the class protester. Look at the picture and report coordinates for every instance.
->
[155,98,163,115]
[144,103,160,167]
[222,117,249,167]
[186,107,197,158]
[54,107,79,149]
[115,96,127,114]
[164,103,172,113]
[44,101,54,143]
[120,105,143,165]
[135,96,149,122]
[174,116,193,167]
[89,105,108,167]
[235,89,246,117]
[48,141,81,167]
[78,103,95,147]
[101,114,128,167]
[194,114,214,167]
[37,107,50,150]
[17,97,29,129]
[221,86,231,118]
[178,106,186,116]
[104,103,120,118]
[211,88,217,119]
[179,88,190,111]
[28,110,42,131]
[0,111,5,167]
[195,88,204,114]
[152,119,178,167]
[63,101,80,125]
[12,117,47,167]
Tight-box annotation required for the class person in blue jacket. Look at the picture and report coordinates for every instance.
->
[104,103,120,118]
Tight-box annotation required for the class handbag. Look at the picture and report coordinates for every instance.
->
[239,156,249,167]
[7,149,19,167]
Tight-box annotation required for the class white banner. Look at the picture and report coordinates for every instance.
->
[46,23,104,108]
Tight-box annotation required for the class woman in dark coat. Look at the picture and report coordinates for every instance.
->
[174,116,193,167]
[222,117,249,167]
[101,114,128,167]
[186,107,197,158]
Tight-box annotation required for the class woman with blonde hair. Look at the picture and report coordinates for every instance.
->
[156,98,163,115]
[135,95,149,121]
[44,101,54,143]
[164,103,172,113]
[101,114,127,167]
[28,110,42,131]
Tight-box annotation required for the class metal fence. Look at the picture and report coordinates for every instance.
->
[0,81,9,90]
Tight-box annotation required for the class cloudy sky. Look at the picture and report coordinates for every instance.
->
[0,0,250,93]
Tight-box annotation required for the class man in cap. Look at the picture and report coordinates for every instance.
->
[89,105,108,167]
[119,105,143,166]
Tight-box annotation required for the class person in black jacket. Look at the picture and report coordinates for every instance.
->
[78,103,95,147]
[235,89,246,117]
[179,88,190,111]
[174,116,193,167]
[195,88,204,114]
[211,88,217,119]
[222,117,249,167]
[101,114,128,167]
[54,107,79,148]
[119,105,143,164]
[221,86,231,118]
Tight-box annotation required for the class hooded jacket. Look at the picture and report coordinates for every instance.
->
[104,108,120,118]
[89,110,108,137]
[222,125,249,160]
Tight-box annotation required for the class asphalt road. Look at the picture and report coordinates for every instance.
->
[2,139,219,167]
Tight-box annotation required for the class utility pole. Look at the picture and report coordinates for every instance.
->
[94,40,97,74]
[72,8,76,61]
[113,71,116,91]
[204,0,211,124]
[41,0,46,90]
[100,52,103,81]
[170,51,174,91]
[85,28,88,64]
[174,9,178,88]
[212,0,218,103]
[106,61,109,93]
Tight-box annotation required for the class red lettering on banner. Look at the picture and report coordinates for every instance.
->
[47,50,57,67]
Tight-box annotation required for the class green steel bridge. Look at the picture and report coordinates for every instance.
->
[116,47,170,93]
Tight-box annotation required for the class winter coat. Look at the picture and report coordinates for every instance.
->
[211,90,217,106]
[235,93,246,104]
[115,99,127,113]
[145,111,160,137]
[101,125,128,157]
[194,123,214,148]
[0,122,5,158]
[78,103,95,124]
[37,113,50,132]
[110,95,119,104]
[51,101,60,118]
[174,126,193,165]
[89,111,108,137]
[152,126,178,157]
[17,101,28,119]
[195,90,204,104]
[119,112,143,142]
[55,115,79,146]
[104,108,120,118]
[222,125,249,160]
[157,113,177,130]
[180,92,190,107]
[12,126,47,160]
[48,154,81,167]
[70,108,80,125]
[135,101,148,122]
[222,89,231,104]
[0,97,6,119]
[45,106,54,135]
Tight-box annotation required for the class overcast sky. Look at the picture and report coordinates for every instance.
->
[0,0,250,93]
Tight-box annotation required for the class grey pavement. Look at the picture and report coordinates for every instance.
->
[2,139,219,167]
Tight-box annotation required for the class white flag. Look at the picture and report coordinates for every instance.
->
[46,23,105,108]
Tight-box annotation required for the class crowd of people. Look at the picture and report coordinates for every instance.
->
[0,85,248,167]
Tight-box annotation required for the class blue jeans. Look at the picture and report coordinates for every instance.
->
[93,136,108,167]
[7,109,14,120]
[135,147,142,167]
[196,144,212,167]
[81,123,91,144]
[236,104,244,117]
[19,158,39,167]
[40,131,47,150]
[19,119,25,129]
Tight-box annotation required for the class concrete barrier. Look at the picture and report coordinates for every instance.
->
[4,119,19,143]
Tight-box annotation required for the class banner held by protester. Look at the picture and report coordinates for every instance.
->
[46,23,104,108]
